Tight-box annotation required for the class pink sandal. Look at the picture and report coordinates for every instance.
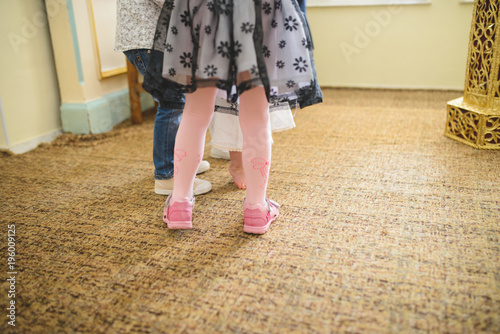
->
[163,195,195,229]
[243,198,280,234]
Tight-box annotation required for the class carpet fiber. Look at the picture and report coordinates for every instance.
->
[1,88,499,333]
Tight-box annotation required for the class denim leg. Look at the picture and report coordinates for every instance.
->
[153,107,182,179]
[124,49,183,180]
[298,0,306,13]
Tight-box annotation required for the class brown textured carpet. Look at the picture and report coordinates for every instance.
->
[1,88,499,333]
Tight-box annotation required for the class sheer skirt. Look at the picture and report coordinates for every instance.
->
[143,0,323,109]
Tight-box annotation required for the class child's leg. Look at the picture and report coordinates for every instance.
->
[171,87,217,201]
[239,86,272,205]
[228,151,246,189]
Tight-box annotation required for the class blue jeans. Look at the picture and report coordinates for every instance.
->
[124,49,184,180]
[298,0,306,12]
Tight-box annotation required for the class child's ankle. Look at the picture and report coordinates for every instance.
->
[244,199,267,208]
[170,196,193,204]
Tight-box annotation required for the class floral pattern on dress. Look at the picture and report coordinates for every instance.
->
[143,0,323,109]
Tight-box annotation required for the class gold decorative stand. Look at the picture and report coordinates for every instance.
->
[445,0,500,149]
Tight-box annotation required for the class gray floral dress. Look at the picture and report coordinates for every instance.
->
[143,0,322,108]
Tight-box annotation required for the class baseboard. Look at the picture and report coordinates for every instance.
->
[319,83,463,92]
[2,129,63,154]
[60,89,155,135]
[1,91,154,154]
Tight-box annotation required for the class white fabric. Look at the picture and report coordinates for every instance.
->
[209,94,296,152]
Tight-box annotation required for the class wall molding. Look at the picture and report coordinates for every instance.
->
[318,83,463,92]
[2,129,63,154]
[60,88,154,135]
[1,89,154,154]
[66,0,84,85]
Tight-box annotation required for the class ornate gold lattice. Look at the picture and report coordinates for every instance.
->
[445,0,500,149]
[446,98,500,149]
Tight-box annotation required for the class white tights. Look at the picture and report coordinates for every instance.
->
[171,86,271,206]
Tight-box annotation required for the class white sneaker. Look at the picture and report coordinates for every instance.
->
[197,160,210,174]
[155,178,212,196]
[210,147,230,160]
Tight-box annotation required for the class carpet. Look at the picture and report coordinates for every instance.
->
[1,88,499,333]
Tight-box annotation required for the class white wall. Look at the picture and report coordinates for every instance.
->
[307,1,474,90]
[0,0,62,153]
[0,1,476,153]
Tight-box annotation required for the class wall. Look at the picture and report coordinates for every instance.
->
[0,1,476,154]
[0,0,62,153]
[47,0,136,136]
[307,1,474,90]
[59,0,127,101]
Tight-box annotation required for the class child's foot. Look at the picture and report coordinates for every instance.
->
[228,164,246,189]
[163,195,194,229]
[243,198,280,234]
